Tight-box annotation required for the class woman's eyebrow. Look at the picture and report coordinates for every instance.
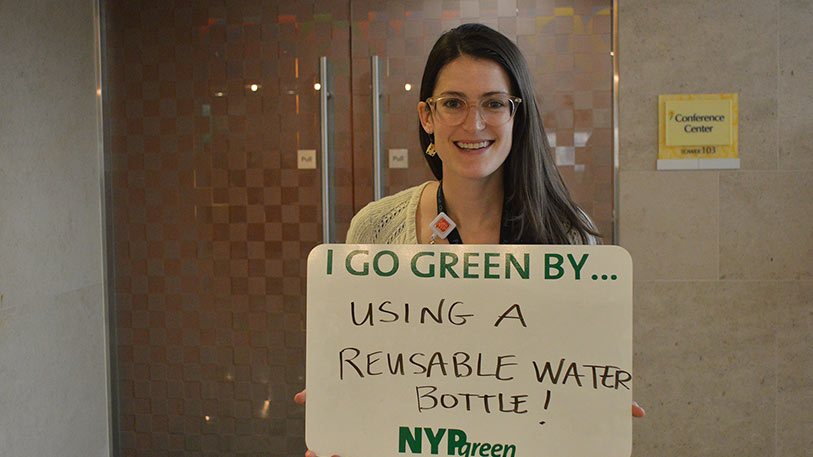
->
[437,90,511,98]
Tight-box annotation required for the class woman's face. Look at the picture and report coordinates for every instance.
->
[419,55,515,183]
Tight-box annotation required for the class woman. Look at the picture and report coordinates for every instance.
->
[346,23,597,246]
[296,23,643,457]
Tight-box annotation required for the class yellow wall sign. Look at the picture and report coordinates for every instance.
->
[658,93,739,170]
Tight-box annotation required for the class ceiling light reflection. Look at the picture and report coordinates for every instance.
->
[260,399,270,418]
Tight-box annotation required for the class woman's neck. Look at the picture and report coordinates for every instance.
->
[440,172,504,243]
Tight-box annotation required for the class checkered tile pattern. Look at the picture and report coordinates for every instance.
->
[107,1,352,455]
[105,1,614,456]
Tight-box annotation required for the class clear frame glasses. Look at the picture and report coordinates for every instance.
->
[425,94,522,126]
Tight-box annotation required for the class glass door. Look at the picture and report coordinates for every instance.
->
[103,1,353,455]
[102,1,613,456]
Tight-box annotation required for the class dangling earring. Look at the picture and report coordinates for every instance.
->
[425,134,436,157]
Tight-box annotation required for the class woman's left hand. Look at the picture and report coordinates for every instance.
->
[632,401,645,418]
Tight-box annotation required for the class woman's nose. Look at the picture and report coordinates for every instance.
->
[461,104,486,131]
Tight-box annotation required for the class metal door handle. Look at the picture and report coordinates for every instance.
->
[319,56,334,242]
[371,55,383,201]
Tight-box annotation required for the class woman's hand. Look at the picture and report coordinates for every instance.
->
[294,389,306,405]
[305,451,339,457]
[632,401,646,418]
[295,390,341,457]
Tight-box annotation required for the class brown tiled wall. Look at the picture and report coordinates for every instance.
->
[104,0,613,456]
[105,1,352,455]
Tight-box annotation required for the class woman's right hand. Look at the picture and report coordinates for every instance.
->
[305,451,339,457]
[294,390,341,457]
[294,389,307,405]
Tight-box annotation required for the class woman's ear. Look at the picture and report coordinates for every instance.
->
[417,101,434,135]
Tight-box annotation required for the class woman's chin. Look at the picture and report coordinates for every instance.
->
[442,163,505,182]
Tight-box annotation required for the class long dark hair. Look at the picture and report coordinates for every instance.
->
[419,23,600,244]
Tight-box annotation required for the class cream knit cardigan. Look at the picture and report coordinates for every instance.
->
[346,182,429,244]
[345,181,596,245]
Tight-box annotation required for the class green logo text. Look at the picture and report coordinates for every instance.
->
[398,426,517,457]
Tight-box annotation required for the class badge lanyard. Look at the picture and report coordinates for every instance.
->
[430,182,509,244]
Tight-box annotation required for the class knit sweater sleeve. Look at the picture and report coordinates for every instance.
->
[344,182,429,244]
[566,208,600,245]
[345,201,374,243]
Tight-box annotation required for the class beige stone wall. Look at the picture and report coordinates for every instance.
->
[618,1,812,455]
[0,0,110,456]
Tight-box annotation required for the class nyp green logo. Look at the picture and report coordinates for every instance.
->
[399,426,517,457]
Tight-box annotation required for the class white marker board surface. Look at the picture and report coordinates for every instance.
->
[306,244,632,457]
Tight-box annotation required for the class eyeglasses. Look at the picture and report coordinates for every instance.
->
[425,94,522,126]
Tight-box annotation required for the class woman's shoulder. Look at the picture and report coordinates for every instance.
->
[566,226,599,245]
[565,208,600,245]
[346,181,432,244]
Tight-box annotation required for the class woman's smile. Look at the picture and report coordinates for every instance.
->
[453,139,495,151]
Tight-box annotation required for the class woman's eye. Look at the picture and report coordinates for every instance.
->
[485,99,507,109]
[442,98,464,109]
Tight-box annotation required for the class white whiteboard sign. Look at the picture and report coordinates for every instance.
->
[306,244,632,457]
